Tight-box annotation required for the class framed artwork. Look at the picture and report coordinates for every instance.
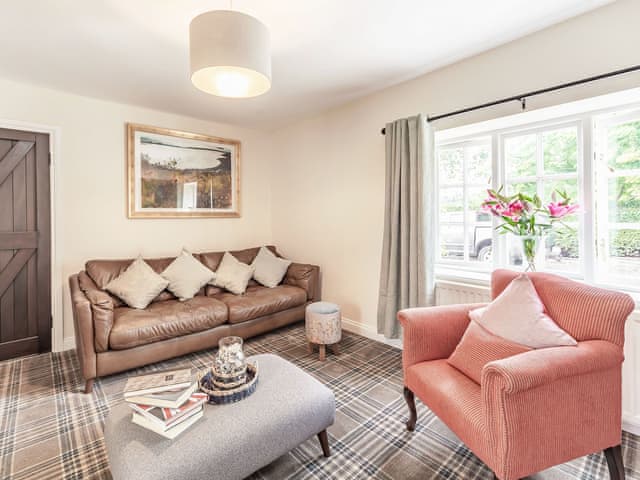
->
[127,123,240,218]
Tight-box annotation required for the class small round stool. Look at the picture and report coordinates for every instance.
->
[306,302,342,361]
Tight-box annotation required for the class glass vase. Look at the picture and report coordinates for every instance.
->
[215,336,247,378]
[520,235,543,272]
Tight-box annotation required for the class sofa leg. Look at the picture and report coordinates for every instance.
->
[317,429,330,457]
[84,379,94,394]
[604,445,625,480]
[403,387,417,431]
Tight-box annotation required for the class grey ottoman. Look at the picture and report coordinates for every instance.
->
[104,354,335,480]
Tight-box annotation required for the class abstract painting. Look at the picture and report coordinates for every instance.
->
[127,123,240,218]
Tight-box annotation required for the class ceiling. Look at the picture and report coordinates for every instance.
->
[0,0,612,130]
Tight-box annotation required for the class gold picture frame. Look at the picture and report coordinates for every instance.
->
[127,123,241,218]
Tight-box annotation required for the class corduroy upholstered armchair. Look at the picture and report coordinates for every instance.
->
[399,269,635,480]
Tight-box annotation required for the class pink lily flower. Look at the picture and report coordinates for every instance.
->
[548,202,579,218]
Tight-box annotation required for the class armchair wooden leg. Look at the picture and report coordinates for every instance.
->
[604,445,625,480]
[84,379,94,394]
[403,387,417,431]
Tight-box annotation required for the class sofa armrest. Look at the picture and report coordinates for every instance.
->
[77,271,114,352]
[284,263,320,302]
[398,303,486,374]
[481,340,623,394]
[69,274,97,382]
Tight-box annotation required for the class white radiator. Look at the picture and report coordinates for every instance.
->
[435,280,640,435]
[435,281,491,305]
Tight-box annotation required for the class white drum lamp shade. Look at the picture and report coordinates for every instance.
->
[190,10,271,98]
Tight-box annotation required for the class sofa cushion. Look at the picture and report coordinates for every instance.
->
[105,257,169,309]
[447,320,531,384]
[162,250,215,301]
[252,246,292,288]
[109,297,228,350]
[215,285,307,324]
[210,252,255,295]
[86,257,181,306]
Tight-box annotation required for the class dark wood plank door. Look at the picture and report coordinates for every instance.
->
[0,128,50,360]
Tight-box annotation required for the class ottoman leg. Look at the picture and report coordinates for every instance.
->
[307,341,314,354]
[319,344,326,361]
[317,430,331,457]
[331,343,340,355]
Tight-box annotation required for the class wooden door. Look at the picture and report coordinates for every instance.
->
[0,128,50,360]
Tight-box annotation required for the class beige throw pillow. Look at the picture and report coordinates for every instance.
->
[162,250,215,301]
[469,274,577,348]
[105,256,169,309]
[212,252,254,295]
[252,246,292,288]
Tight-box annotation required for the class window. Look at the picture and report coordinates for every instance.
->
[437,139,491,268]
[435,98,640,294]
[595,111,640,285]
[502,123,581,274]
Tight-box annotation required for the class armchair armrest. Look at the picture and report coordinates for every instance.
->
[284,263,320,302]
[481,340,625,478]
[481,340,624,394]
[398,303,486,373]
[77,271,114,353]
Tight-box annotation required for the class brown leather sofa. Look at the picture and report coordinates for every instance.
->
[69,246,319,393]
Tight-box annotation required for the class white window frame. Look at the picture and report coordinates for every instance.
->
[500,120,584,276]
[434,88,640,298]
[436,137,492,272]
[593,108,640,286]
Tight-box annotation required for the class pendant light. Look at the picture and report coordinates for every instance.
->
[189,3,271,98]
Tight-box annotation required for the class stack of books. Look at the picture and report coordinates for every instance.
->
[123,368,206,439]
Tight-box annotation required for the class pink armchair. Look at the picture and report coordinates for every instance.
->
[399,270,635,480]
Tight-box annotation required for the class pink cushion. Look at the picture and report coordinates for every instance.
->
[470,274,577,348]
[447,320,531,383]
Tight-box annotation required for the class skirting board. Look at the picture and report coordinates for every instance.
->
[341,316,402,349]
[62,336,75,352]
[623,417,640,436]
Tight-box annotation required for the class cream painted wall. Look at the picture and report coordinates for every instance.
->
[270,0,640,337]
[0,77,273,342]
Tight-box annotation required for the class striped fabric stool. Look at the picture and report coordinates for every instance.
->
[305,302,342,361]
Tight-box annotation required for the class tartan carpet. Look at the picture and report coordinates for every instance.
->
[0,322,638,479]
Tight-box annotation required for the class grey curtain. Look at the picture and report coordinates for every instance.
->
[377,114,435,339]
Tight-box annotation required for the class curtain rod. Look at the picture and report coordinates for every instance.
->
[380,64,640,135]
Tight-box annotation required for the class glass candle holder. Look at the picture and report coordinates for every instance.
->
[215,336,247,378]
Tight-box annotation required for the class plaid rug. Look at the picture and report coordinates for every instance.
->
[0,322,638,480]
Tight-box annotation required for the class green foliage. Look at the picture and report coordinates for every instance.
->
[610,230,640,257]
[608,120,640,170]
[543,127,578,173]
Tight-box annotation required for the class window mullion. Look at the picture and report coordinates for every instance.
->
[462,147,469,263]
[582,119,595,282]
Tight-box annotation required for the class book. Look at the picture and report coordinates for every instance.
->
[123,369,193,398]
[131,408,203,439]
[125,382,197,409]
[129,392,207,429]
[161,392,208,427]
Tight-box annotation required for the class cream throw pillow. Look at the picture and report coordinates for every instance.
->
[105,256,169,309]
[212,252,254,295]
[469,274,577,348]
[162,250,215,301]
[252,246,292,288]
